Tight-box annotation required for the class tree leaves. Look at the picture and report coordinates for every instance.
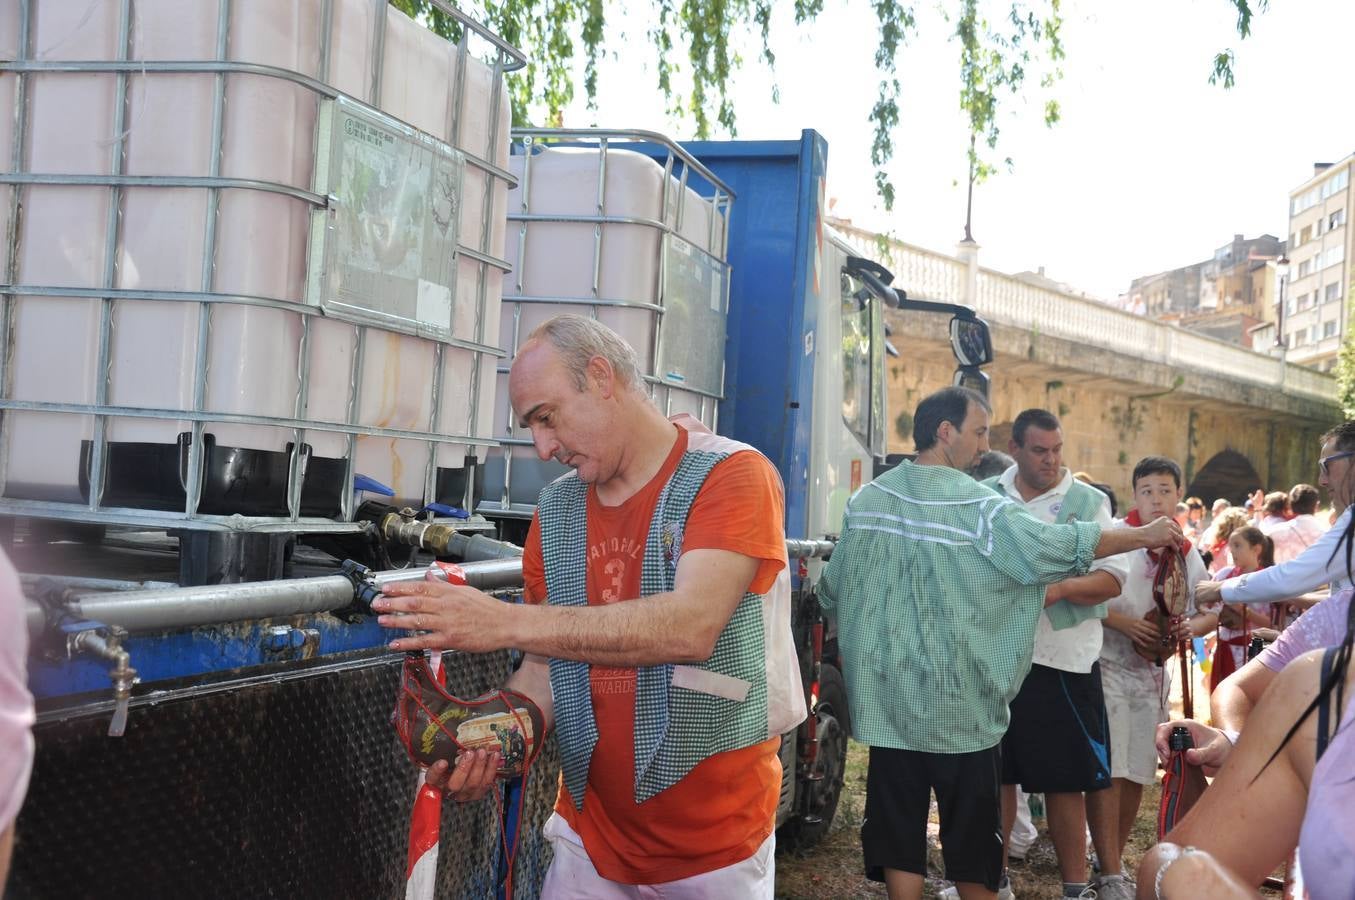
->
[390,0,1263,210]
[1337,309,1355,418]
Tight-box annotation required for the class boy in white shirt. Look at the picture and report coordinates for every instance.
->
[1090,456,1215,891]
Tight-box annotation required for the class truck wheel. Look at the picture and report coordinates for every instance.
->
[778,663,849,853]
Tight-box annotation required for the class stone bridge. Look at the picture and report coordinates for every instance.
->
[832,222,1344,508]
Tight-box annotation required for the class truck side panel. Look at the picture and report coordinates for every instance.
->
[662,132,828,541]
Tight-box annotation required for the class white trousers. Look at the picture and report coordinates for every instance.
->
[539,812,775,899]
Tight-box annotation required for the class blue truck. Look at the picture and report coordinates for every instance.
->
[10,93,992,900]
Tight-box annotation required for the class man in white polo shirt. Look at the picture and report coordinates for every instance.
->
[981,409,1130,899]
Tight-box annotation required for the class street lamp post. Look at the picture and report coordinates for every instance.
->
[1274,255,1290,357]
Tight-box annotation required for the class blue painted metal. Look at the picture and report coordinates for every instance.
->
[422,501,469,518]
[641,131,828,540]
[354,473,396,496]
[29,614,393,702]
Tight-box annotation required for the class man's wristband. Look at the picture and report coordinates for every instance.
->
[1154,845,1204,900]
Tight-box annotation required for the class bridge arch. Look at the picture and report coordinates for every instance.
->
[1186,450,1263,506]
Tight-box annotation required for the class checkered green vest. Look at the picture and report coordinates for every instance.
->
[982,475,1109,630]
[538,446,770,807]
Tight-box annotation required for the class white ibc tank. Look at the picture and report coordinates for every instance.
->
[0,0,513,521]
[484,136,732,510]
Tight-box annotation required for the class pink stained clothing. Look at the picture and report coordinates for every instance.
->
[1271,514,1329,565]
[0,547,34,831]
[1299,657,1355,900]
[1258,514,1289,536]
[1206,543,1233,575]
[1257,588,1353,673]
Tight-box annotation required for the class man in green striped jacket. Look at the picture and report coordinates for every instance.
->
[819,386,1180,900]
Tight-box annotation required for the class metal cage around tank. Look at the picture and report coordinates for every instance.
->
[482,129,735,518]
[0,0,524,537]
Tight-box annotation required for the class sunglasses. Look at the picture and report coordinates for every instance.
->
[1319,450,1355,476]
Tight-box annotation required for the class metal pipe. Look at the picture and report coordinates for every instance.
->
[785,539,835,560]
[26,538,833,636]
[24,558,522,636]
[379,513,523,559]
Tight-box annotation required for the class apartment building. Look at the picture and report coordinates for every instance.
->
[1282,156,1354,371]
[1125,234,1282,346]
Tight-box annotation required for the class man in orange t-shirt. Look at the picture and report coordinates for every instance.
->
[376,314,801,897]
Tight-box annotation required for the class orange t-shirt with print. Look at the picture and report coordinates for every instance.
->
[522,426,787,884]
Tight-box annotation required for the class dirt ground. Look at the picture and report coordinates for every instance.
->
[774,738,1165,899]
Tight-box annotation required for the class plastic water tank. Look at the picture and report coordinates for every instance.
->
[0,0,513,521]
[483,136,732,511]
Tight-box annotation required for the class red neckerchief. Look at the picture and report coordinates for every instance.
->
[1124,508,1194,561]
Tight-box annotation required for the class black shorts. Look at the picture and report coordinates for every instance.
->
[861,745,1004,890]
[1001,662,1112,793]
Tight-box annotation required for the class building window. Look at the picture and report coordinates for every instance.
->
[1287,297,1298,316]
[1297,292,1311,310]
[1298,259,1312,278]
[1324,320,1339,339]
[1325,169,1350,197]
[1324,245,1346,268]
[1331,208,1347,230]
[1326,282,1344,303]
[1300,224,1313,244]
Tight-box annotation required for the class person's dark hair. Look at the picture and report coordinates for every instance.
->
[1011,408,1061,447]
[968,450,1014,481]
[1289,483,1320,516]
[1231,525,1275,568]
[1091,482,1118,518]
[1131,455,1182,490]
[1262,491,1289,517]
[1321,420,1355,453]
[913,386,991,453]
[1186,496,1204,510]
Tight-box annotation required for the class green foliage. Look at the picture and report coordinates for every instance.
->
[1336,308,1355,418]
[895,409,914,443]
[1210,0,1267,88]
[392,0,1264,210]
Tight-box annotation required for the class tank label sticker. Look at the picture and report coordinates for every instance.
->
[308,96,466,341]
[657,234,729,397]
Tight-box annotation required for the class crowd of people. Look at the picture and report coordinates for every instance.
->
[821,388,1354,899]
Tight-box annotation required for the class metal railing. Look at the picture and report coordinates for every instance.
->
[831,222,1339,405]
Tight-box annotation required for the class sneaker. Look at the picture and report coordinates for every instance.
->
[936,876,1015,899]
[1091,874,1134,900]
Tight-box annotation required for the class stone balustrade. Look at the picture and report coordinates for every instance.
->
[831,222,1337,405]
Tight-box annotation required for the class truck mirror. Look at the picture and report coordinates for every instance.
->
[949,315,993,367]
[953,365,990,398]
[844,256,900,308]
